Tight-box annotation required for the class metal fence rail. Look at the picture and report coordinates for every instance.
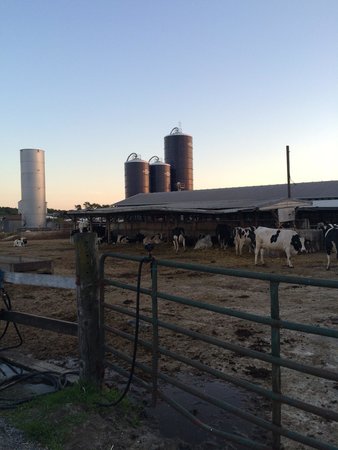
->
[99,252,338,450]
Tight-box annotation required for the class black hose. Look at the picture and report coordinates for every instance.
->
[0,369,79,409]
[0,288,23,351]
[99,255,152,407]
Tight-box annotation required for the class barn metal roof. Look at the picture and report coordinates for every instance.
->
[114,180,338,209]
[67,180,338,217]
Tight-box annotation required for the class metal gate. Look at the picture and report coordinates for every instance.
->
[99,252,338,449]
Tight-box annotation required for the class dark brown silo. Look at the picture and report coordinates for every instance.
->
[164,127,193,191]
[124,153,150,198]
[149,156,171,193]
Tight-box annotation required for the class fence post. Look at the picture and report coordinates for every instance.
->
[74,232,103,387]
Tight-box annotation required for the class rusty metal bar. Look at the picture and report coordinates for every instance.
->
[100,252,338,450]
[105,345,336,450]
[150,258,159,406]
[99,252,338,289]
[103,279,338,339]
[104,324,338,422]
[270,281,281,449]
[104,301,338,382]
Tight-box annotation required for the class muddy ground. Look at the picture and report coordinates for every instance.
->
[0,233,337,449]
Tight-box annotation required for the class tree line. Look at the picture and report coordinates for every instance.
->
[0,202,110,216]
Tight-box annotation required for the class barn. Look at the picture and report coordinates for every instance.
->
[66,180,338,245]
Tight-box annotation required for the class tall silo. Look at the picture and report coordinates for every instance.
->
[149,156,171,193]
[164,127,193,191]
[124,153,150,198]
[18,148,47,228]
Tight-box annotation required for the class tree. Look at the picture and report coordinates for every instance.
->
[0,206,18,216]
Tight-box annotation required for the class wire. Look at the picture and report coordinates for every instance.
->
[0,288,23,352]
[99,255,153,407]
[0,368,79,409]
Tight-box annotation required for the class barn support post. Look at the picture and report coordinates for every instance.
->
[74,232,103,387]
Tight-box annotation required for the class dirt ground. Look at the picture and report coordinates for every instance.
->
[0,232,337,449]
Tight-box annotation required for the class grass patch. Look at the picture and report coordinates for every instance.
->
[3,381,140,450]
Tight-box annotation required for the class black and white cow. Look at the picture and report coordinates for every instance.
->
[143,233,165,246]
[70,225,89,243]
[172,227,186,252]
[234,226,256,255]
[254,227,306,268]
[115,234,130,244]
[13,237,27,247]
[318,223,338,270]
[215,224,233,249]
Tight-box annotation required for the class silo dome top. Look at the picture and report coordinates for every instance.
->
[165,126,192,138]
[126,152,145,162]
[170,126,182,135]
[149,156,169,165]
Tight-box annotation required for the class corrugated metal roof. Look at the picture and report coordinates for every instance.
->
[114,180,338,209]
[67,180,338,217]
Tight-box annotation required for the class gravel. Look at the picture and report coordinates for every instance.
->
[0,417,46,450]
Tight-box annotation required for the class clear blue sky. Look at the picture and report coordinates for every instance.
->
[1,0,337,210]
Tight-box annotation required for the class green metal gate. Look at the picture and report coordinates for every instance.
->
[99,252,338,449]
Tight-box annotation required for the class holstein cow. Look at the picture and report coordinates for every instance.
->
[108,232,131,244]
[318,223,338,270]
[172,227,186,252]
[13,237,27,247]
[254,227,306,268]
[194,234,213,250]
[143,233,165,246]
[215,224,233,249]
[234,226,256,255]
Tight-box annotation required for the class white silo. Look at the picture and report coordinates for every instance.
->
[18,149,47,228]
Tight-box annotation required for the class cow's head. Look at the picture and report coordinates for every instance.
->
[291,234,306,253]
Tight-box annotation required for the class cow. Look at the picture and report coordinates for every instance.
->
[215,224,233,249]
[172,227,186,252]
[297,229,322,254]
[115,234,129,244]
[143,233,165,246]
[317,223,338,270]
[234,226,256,255]
[78,219,89,233]
[13,237,27,247]
[70,224,89,243]
[91,224,106,240]
[108,232,130,244]
[194,234,213,250]
[254,227,306,268]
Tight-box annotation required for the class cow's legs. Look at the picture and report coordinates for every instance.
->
[326,253,331,270]
[285,249,294,268]
[254,246,262,264]
[260,248,265,264]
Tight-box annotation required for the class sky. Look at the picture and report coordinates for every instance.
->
[1,0,337,210]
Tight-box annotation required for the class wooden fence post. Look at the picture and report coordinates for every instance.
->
[74,232,103,387]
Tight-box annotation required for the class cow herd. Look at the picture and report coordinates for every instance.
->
[170,225,307,268]
[88,223,336,269]
[79,222,338,269]
[166,224,337,270]
[11,222,338,270]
